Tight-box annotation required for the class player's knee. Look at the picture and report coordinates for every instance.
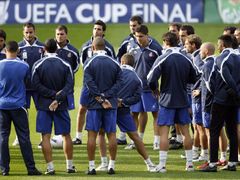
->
[79,105,87,114]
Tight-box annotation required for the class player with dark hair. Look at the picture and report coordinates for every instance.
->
[96,53,156,172]
[148,32,196,173]
[32,38,75,175]
[46,25,80,147]
[72,20,115,146]
[168,23,182,47]
[55,25,80,73]
[179,25,195,45]
[124,25,162,151]
[83,37,122,175]
[116,15,143,145]
[0,29,6,60]
[184,34,209,162]
[223,26,237,35]
[201,35,240,172]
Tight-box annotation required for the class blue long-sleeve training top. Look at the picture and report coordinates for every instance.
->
[118,64,142,106]
[18,38,44,91]
[0,58,29,109]
[32,53,73,111]
[80,37,115,65]
[56,40,80,73]
[83,51,122,110]
[127,37,162,91]
[209,48,240,106]
[201,56,215,113]
[147,47,197,108]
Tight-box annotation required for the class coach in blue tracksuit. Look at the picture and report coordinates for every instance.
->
[202,35,240,172]
[0,41,41,176]
[32,39,75,175]
[147,32,196,173]
[83,37,122,175]
[72,20,116,145]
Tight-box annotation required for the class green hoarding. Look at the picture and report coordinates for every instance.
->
[205,0,240,23]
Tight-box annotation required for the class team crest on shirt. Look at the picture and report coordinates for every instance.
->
[149,52,154,57]
[22,51,27,59]
[67,52,72,58]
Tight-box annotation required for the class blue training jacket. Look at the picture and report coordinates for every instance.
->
[56,40,80,73]
[201,56,215,113]
[83,51,122,110]
[147,47,197,108]
[18,38,44,91]
[117,34,161,63]
[32,53,74,111]
[118,64,142,106]
[209,48,240,106]
[191,49,204,104]
[0,58,29,109]
[126,37,162,91]
[80,37,115,65]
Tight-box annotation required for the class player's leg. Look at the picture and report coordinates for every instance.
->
[54,110,76,173]
[197,124,208,161]
[127,131,155,171]
[104,109,117,174]
[96,129,108,171]
[179,124,194,171]
[218,128,228,166]
[152,111,160,150]
[222,106,238,170]
[12,107,41,175]
[36,110,55,174]
[125,111,139,149]
[176,107,193,171]
[151,106,174,173]
[87,130,98,174]
[0,110,11,175]
[73,104,87,145]
[85,109,102,175]
[138,112,148,139]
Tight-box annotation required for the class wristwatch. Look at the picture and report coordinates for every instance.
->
[95,96,105,104]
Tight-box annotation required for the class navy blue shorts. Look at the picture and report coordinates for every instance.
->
[26,91,38,109]
[130,92,159,112]
[157,106,191,126]
[85,109,117,133]
[117,108,136,132]
[79,86,89,106]
[192,103,202,124]
[202,111,210,128]
[36,110,71,135]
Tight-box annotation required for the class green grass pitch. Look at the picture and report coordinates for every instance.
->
[0,23,239,179]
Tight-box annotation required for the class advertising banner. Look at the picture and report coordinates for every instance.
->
[204,0,240,23]
[0,0,203,24]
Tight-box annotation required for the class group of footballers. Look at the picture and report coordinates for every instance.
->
[0,15,240,176]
